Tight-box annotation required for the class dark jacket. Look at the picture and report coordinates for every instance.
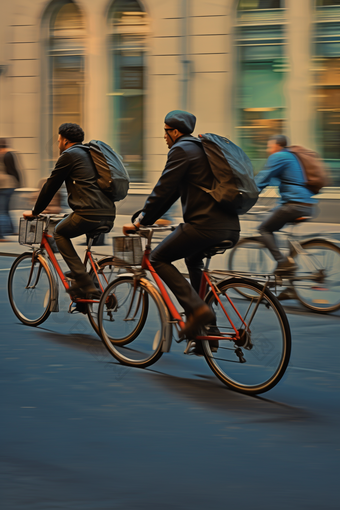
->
[1,151,21,187]
[33,144,116,217]
[140,135,240,231]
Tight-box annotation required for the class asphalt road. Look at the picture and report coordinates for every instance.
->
[1,255,340,510]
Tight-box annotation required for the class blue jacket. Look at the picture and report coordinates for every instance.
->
[255,149,317,204]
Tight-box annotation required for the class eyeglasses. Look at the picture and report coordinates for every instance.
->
[164,128,175,134]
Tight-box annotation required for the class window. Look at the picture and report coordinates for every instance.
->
[108,0,148,182]
[316,1,340,6]
[314,1,340,184]
[235,1,287,173]
[238,1,283,10]
[44,1,85,172]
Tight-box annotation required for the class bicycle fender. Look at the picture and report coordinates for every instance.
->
[139,277,173,353]
[300,236,340,248]
[41,255,59,312]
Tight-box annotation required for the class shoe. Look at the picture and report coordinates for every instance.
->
[185,340,204,357]
[277,288,295,301]
[70,301,88,314]
[64,271,75,280]
[275,257,298,274]
[179,304,215,340]
[204,325,220,352]
[67,274,101,300]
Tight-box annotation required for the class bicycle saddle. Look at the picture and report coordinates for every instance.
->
[87,225,111,238]
[288,216,313,225]
[203,240,235,258]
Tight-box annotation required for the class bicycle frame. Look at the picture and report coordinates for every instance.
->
[29,230,105,304]
[139,237,254,344]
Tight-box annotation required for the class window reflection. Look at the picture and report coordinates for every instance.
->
[236,2,287,172]
[108,0,148,182]
[316,1,340,6]
[314,2,340,184]
[48,2,85,170]
[238,0,283,10]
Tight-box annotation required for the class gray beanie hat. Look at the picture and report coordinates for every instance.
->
[164,110,196,134]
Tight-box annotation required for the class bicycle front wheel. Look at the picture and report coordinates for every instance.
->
[203,278,291,395]
[291,239,340,313]
[228,238,276,298]
[8,252,53,326]
[98,276,171,368]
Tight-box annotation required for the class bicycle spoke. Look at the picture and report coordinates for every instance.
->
[203,278,291,394]
[292,240,340,312]
[8,253,53,326]
[98,276,171,368]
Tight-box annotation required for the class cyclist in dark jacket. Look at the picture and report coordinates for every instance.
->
[124,110,240,352]
[23,123,115,298]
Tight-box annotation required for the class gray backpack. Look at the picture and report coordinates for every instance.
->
[186,133,259,215]
[82,140,130,202]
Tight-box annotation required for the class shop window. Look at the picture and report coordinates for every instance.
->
[316,1,340,6]
[314,1,340,184]
[45,1,85,172]
[238,1,283,10]
[235,1,287,172]
[108,0,148,182]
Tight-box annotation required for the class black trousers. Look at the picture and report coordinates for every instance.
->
[258,202,315,262]
[150,223,239,315]
[54,213,114,279]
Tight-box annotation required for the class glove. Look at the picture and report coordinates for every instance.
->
[123,223,139,236]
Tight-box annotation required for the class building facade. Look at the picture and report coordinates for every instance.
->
[1,0,340,188]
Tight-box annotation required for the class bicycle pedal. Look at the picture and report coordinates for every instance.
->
[68,302,87,315]
[183,340,195,355]
[183,340,205,357]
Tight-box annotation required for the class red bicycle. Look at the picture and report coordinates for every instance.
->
[98,225,291,395]
[8,214,118,335]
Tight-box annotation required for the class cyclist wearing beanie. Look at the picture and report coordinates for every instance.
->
[124,110,240,354]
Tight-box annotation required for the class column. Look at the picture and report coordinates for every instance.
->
[286,0,313,147]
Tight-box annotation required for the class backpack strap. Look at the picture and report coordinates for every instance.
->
[175,136,215,194]
[282,148,308,188]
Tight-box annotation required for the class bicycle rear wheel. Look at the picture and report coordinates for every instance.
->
[291,239,340,313]
[87,257,123,335]
[228,238,276,298]
[203,277,291,395]
[8,252,53,326]
[98,276,171,368]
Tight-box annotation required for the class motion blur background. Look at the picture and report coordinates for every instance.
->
[1,0,340,193]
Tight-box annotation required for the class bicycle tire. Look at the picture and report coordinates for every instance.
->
[202,277,291,395]
[228,238,276,298]
[98,276,171,368]
[8,252,54,326]
[87,257,126,336]
[290,239,340,313]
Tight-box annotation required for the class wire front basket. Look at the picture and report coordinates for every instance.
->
[19,218,45,246]
[112,236,144,266]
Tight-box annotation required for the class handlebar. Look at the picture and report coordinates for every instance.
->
[24,213,68,221]
[123,223,177,243]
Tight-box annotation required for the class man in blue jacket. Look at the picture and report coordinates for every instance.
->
[255,135,317,273]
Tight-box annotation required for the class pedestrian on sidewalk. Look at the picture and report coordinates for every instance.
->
[0,138,22,242]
